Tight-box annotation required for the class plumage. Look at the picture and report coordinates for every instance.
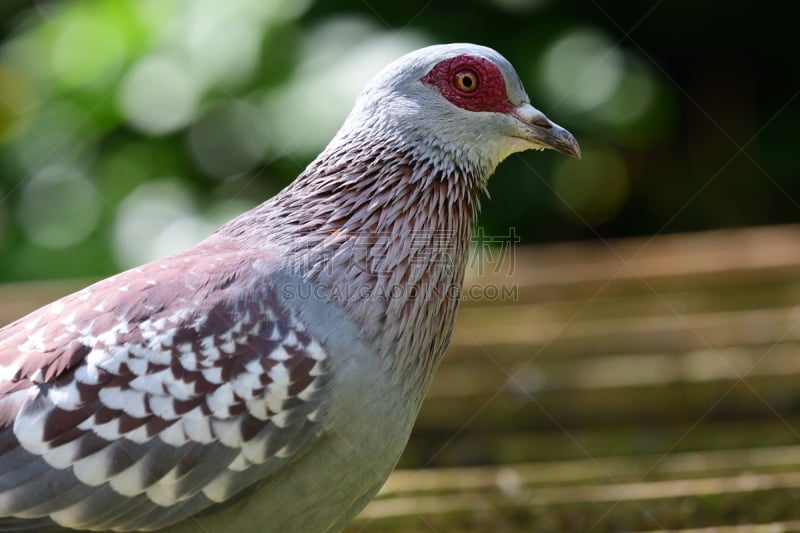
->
[0,43,579,532]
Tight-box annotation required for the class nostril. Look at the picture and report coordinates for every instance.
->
[530,116,552,129]
[514,105,554,129]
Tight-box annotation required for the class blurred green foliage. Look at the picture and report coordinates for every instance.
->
[0,0,797,281]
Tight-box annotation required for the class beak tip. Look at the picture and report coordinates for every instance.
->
[554,130,581,159]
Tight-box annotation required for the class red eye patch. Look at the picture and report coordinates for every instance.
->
[421,55,514,113]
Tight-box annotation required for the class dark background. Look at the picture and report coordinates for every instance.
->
[0,0,797,281]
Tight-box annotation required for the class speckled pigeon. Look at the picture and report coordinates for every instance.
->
[0,43,579,532]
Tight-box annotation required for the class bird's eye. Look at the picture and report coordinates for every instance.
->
[453,69,479,93]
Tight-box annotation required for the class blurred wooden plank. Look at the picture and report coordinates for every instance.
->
[401,416,800,468]
[429,343,800,399]
[350,468,800,532]
[383,446,800,495]
[354,444,800,530]
[464,224,800,295]
[627,522,800,533]
[451,304,800,355]
[362,471,800,515]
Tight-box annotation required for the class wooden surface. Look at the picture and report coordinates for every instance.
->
[2,225,800,532]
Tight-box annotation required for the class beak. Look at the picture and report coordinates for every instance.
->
[511,104,581,159]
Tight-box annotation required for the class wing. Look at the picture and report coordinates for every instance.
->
[0,243,330,531]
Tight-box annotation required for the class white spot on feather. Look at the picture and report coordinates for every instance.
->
[123,423,152,443]
[99,387,149,418]
[59,311,77,327]
[206,382,234,413]
[129,374,162,396]
[125,355,148,376]
[232,371,260,399]
[307,341,327,361]
[211,418,243,448]
[42,439,82,469]
[90,417,123,441]
[71,448,112,486]
[178,342,193,354]
[200,336,221,361]
[158,420,187,446]
[241,435,268,464]
[180,351,198,371]
[246,397,269,420]
[12,396,50,455]
[269,346,289,362]
[18,328,45,353]
[297,381,318,401]
[227,453,249,471]
[266,324,281,341]
[182,405,207,420]
[109,461,148,496]
[191,314,208,330]
[148,395,178,419]
[45,382,81,409]
[202,472,235,502]
[146,483,182,507]
[202,367,223,384]
[268,363,290,386]
[244,358,263,374]
[75,363,101,385]
[88,348,122,374]
[23,315,43,330]
[283,330,298,346]
[50,503,92,529]
[271,410,289,429]
[164,376,196,401]
[29,368,44,383]
[130,344,170,365]
[181,416,214,443]
[276,445,292,458]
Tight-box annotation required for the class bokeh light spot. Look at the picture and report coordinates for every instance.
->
[188,102,269,179]
[16,165,102,249]
[113,180,198,267]
[10,100,98,171]
[178,7,263,88]
[594,67,656,125]
[261,19,427,157]
[50,7,127,90]
[117,55,200,135]
[539,29,624,112]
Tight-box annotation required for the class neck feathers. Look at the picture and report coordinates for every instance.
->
[219,136,485,384]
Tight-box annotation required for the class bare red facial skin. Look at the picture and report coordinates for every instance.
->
[421,55,515,113]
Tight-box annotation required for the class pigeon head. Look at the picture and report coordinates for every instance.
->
[336,43,580,178]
